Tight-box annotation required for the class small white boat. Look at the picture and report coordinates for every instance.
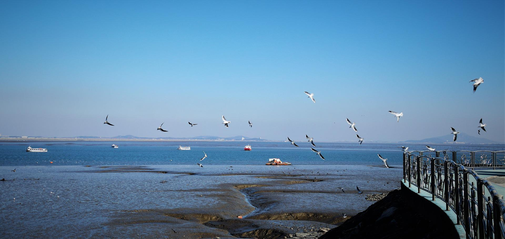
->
[244,145,252,151]
[26,146,48,153]
[111,144,119,148]
[178,146,191,150]
[266,158,291,166]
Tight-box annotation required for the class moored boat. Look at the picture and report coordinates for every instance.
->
[26,146,48,153]
[244,145,252,151]
[266,158,291,166]
[178,146,191,150]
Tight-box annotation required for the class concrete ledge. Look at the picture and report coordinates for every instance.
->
[401,180,466,239]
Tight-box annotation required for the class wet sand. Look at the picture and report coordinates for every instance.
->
[0,165,401,238]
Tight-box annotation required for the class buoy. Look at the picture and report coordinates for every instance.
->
[50,161,53,164]
[237,215,243,219]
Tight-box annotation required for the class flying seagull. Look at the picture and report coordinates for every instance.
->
[188,122,197,127]
[157,123,168,132]
[248,121,253,127]
[287,137,299,147]
[222,115,231,128]
[356,186,363,194]
[104,115,114,126]
[388,111,403,122]
[197,163,203,167]
[470,77,484,92]
[311,148,325,160]
[426,145,436,152]
[357,134,364,145]
[478,118,486,133]
[401,146,409,152]
[346,118,358,132]
[306,135,316,147]
[377,154,390,168]
[451,127,460,141]
[304,91,316,103]
[200,151,207,161]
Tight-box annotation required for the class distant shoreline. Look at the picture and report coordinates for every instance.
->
[0,137,502,145]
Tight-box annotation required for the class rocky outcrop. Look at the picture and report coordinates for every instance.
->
[319,186,460,239]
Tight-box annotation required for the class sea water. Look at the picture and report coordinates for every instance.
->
[0,141,503,166]
[0,141,503,238]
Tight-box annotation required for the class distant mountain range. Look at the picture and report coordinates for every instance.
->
[402,133,500,144]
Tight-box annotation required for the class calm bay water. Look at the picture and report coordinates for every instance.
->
[0,141,503,166]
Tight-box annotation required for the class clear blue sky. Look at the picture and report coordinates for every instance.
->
[0,0,503,143]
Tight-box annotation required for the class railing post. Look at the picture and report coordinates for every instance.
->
[444,161,449,211]
[403,152,406,181]
[431,158,435,201]
[408,154,412,188]
[471,152,476,168]
[463,171,470,234]
[492,152,497,169]
[452,151,457,164]
[454,164,460,224]
[493,195,502,239]
[477,179,484,239]
[417,156,421,193]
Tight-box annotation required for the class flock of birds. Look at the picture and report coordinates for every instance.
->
[101,77,487,169]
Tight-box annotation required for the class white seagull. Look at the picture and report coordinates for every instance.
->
[104,115,114,126]
[222,115,231,128]
[304,91,316,103]
[157,123,168,132]
[426,145,436,152]
[401,146,409,152]
[470,77,484,92]
[197,163,203,167]
[287,137,299,147]
[451,127,460,141]
[248,121,253,127]
[188,122,197,127]
[306,135,316,147]
[311,148,325,160]
[357,134,364,145]
[478,118,486,134]
[346,118,358,132]
[200,151,207,161]
[388,111,403,122]
[377,154,390,168]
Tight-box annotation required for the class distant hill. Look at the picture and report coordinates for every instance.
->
[403,133,499,144]
[111,135,265,141]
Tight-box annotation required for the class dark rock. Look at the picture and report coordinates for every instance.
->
[319,186,460,239]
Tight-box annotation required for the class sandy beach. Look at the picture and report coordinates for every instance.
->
[1,164,401,238]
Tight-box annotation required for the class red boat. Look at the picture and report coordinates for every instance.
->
[244,145,252,151]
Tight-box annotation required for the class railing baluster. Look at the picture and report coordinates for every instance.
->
[463,171,470,236]
[431,158,435,201]
[493,194,501,239]
[417,156,421,193]
[477,180,484,239]
[454,164,460,225]
[445,160,449,211]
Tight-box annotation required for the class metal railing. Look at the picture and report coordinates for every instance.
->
[403,150,505,239]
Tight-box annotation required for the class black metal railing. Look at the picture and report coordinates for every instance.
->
[403,150,505,239]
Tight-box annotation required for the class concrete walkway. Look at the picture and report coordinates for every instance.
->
[473,168,505,198]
